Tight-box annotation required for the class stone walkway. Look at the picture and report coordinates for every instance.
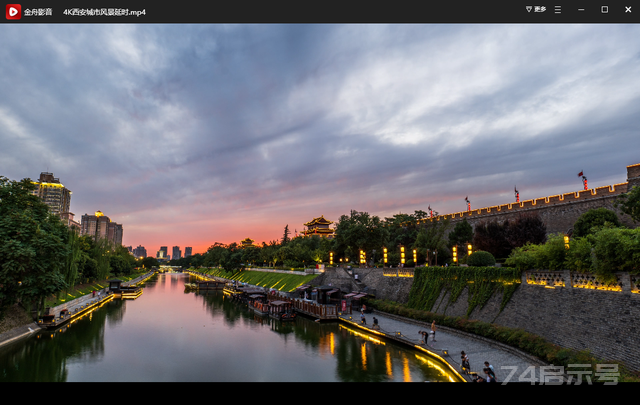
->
[340,311,554,383]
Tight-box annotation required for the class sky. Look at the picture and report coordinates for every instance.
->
[1,24,640,256]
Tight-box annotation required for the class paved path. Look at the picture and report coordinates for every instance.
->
[0,272,156,348]
[340,311,552,383]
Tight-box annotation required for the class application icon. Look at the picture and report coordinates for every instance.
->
[601,5,609,13]
[6,4,21,19]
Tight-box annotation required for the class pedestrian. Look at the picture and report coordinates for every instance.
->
[431,320,437,342]
[461,351,470,374]
[484,362,496,381]
[484,368,496,383]
[484,362,495,375]
[372,317,379,330]
[419,330,429,344]
[360,312,366,325]
[445,263,448,267]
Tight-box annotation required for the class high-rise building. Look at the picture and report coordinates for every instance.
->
[133,245,147,259]
[31,172,79,229]
[80,210,123,246]
[185,247,192,258]
[172,246,182,261]
[157,246,168,259]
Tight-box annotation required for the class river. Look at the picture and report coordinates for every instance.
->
[0,272,460,382]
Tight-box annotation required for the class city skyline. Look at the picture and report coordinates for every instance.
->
[2,24,640,255]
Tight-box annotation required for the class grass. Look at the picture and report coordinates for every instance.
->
[45,271,151,308]
[190,268,319,292]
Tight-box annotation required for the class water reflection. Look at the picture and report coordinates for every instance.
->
[0,273,459,382]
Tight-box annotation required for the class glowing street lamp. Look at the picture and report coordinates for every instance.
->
[330,252,334,265]
[413,249,417,266]
[400,246,405,265]
[564,235,570,250]
[360,250,366,266]
[453,246,458,263]
[467,244,473,257]
[383,247,388,266]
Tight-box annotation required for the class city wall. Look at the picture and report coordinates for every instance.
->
[424,163,640,235]
[314,163,640,370]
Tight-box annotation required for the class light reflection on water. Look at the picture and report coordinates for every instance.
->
[0,273,459,382]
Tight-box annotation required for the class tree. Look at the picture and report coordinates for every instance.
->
[473,220,511,259]
[448,219,474,251]
[0,177,69,318]
[335,210,388,260]
[281,225,291,245]
[505,213,547,248]
[615,185,640,223]
[413,218,452,265]
[140,256,160,269]
[573,208,622,238]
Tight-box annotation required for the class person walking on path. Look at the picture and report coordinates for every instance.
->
[484,362,496,381]
[372,316,379,330]
[360,312,367,325]
[461,351,470,374]
[484,368,496,383]
[430,320,437,342]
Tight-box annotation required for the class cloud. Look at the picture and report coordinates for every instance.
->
[1,24,639,251]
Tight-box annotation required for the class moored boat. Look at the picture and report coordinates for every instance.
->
[268,300,297,321]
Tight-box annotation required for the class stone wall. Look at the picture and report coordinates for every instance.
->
[310,267,359,293]
[365,269,640,371]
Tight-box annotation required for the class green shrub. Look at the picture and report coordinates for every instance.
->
[573,208,622,238]
[590,227,640,281]
[505,243,539,270]
[563,236,593,272]
[534,234,566,270]
[467,251,496,267]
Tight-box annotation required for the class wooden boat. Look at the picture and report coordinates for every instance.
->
[250,298,270,316]
[268,300,297,321]
[184,283,198,291]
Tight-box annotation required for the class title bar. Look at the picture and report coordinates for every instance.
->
[3,1,639,23]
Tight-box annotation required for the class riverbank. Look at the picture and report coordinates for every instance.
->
[338,310,549,383]
[0,271,156,348]
[0,304,42,349]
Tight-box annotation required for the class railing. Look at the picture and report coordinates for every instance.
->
[525,270,633,293]
[383,268,415,277]
[267,292,347,318]
[291,299,340,318]
[527,271,566,287]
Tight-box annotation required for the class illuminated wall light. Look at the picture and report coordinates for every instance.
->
[452,246,457,263]
[383,247,387,264]
[400,246,405,264]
